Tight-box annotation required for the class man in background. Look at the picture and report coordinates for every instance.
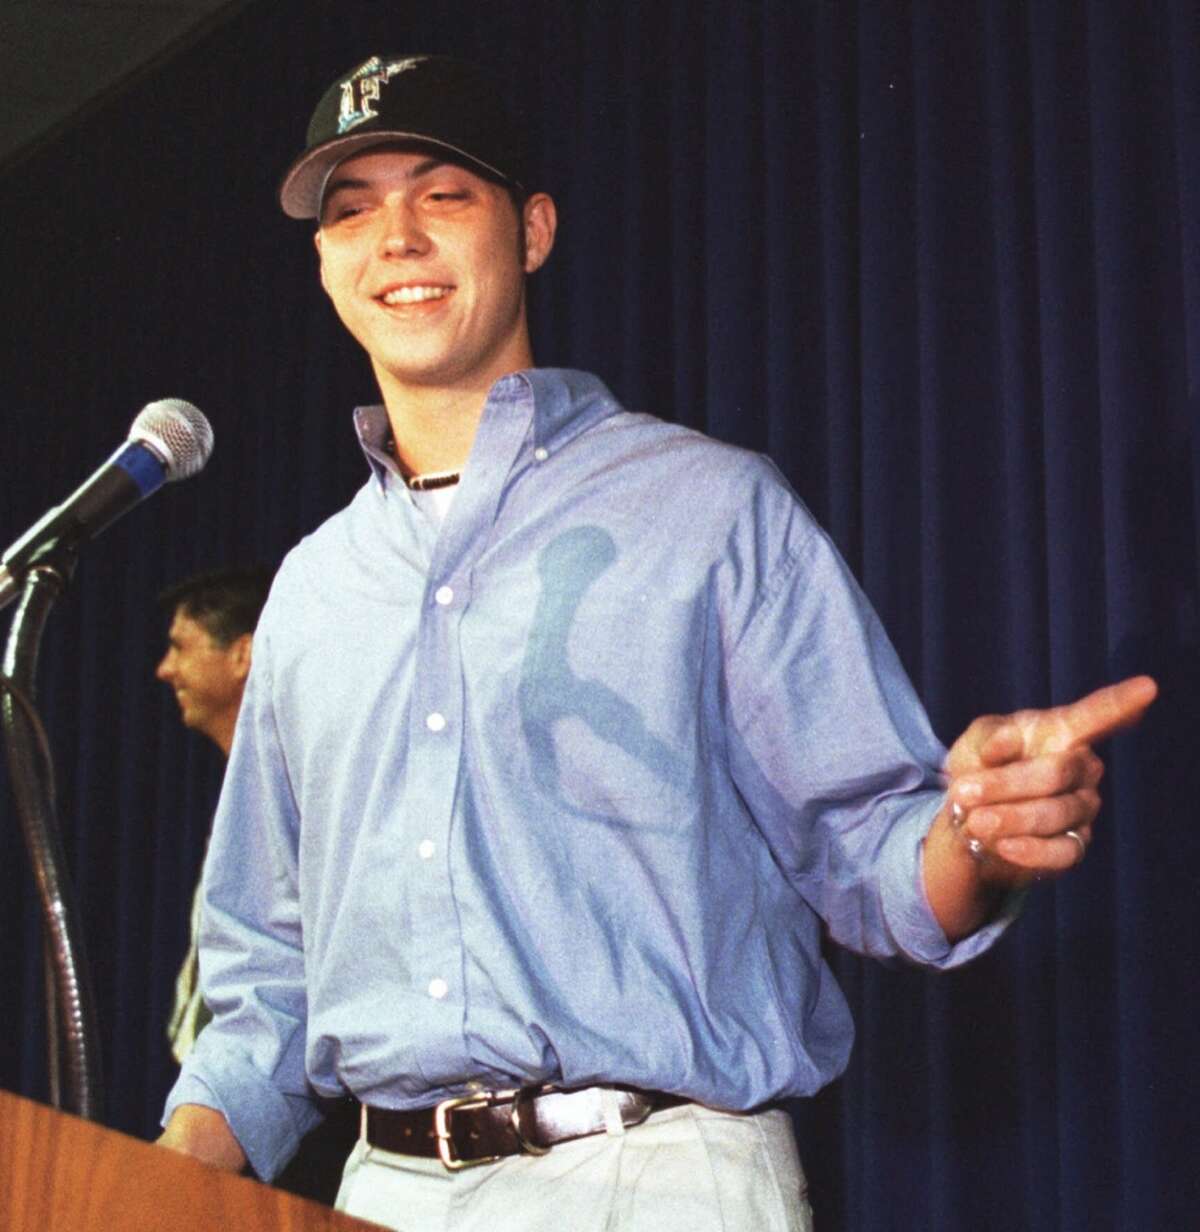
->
[156,564,273,1054]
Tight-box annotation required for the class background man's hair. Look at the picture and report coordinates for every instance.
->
[158,565,273,646]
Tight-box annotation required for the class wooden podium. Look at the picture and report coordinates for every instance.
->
[0,1089,383,1231]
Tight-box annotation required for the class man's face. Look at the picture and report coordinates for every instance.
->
[155,610,247,745]
[313,148,556,401]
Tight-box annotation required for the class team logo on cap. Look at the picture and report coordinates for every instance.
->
[337,56,418,134]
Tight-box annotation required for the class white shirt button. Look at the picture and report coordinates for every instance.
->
[417,839,436,860]
[434,586,454,606]
[428,978,449,1000]
[426,712,447,732]
[533,447,549,462]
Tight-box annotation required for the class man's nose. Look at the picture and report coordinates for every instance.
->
[380,197,430,257]
[156,653,173,681]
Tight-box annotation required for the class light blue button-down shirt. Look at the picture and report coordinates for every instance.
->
[165,369,1015,1178]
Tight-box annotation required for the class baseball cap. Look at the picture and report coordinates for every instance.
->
[279,54,529,219]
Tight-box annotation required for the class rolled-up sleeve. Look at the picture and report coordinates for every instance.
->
[725,484,1019,969]
[161,623,321,1179]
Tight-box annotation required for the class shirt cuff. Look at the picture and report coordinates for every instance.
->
[163,1047,322,1180]
[880,793,1025,967]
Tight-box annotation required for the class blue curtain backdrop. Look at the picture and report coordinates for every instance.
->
[0,2,1195,1227]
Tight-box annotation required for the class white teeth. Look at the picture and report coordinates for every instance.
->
[381,285,450,305]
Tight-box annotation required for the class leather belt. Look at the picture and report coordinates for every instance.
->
[363,1084,686,1170]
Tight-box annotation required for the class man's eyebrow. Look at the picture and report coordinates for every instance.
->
[323,158,459,200]
[407,156,454,180]
[321,176,370,201]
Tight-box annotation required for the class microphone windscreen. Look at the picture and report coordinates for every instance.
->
[128,399,214,481]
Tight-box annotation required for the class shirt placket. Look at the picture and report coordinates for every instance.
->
[394,375,537,1081]
[401,562,470,1069]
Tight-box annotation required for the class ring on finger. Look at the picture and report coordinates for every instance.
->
[1064,829,1086,860]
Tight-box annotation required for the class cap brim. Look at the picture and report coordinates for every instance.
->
[279,131,518,220]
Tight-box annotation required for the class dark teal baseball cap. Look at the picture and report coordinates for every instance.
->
[279,54,529,219]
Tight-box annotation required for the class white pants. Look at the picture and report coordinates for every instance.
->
[335,1102,813,1231]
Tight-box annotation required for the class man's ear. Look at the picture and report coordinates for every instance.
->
[314,229,330,294]
[522,193,558,275]
[229,633,253,682]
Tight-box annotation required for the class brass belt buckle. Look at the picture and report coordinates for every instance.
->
[434,1091,512,1171]
[433,1084,555,1170]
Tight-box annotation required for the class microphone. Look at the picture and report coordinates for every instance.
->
[0,399,214,611]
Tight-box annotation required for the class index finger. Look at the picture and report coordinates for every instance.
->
[1037,675,1158,752]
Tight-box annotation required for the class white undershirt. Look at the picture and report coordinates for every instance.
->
[408,482,459,524]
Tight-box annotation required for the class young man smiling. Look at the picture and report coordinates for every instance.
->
[313,146,555,477]
[158,55,1156,1230]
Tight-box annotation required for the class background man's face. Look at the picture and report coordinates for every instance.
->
[156,609,246,744]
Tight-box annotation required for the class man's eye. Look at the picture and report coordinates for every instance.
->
[323,202,369,224]
[427,191,469,203]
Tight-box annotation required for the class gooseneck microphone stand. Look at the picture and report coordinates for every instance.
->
[1,548,103,1120]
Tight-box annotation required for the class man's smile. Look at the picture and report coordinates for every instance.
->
[377,284,454,306]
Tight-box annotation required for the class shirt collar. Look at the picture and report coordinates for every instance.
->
[519,368,622,455]
[353,404,403,490]
[351,368,622,493]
